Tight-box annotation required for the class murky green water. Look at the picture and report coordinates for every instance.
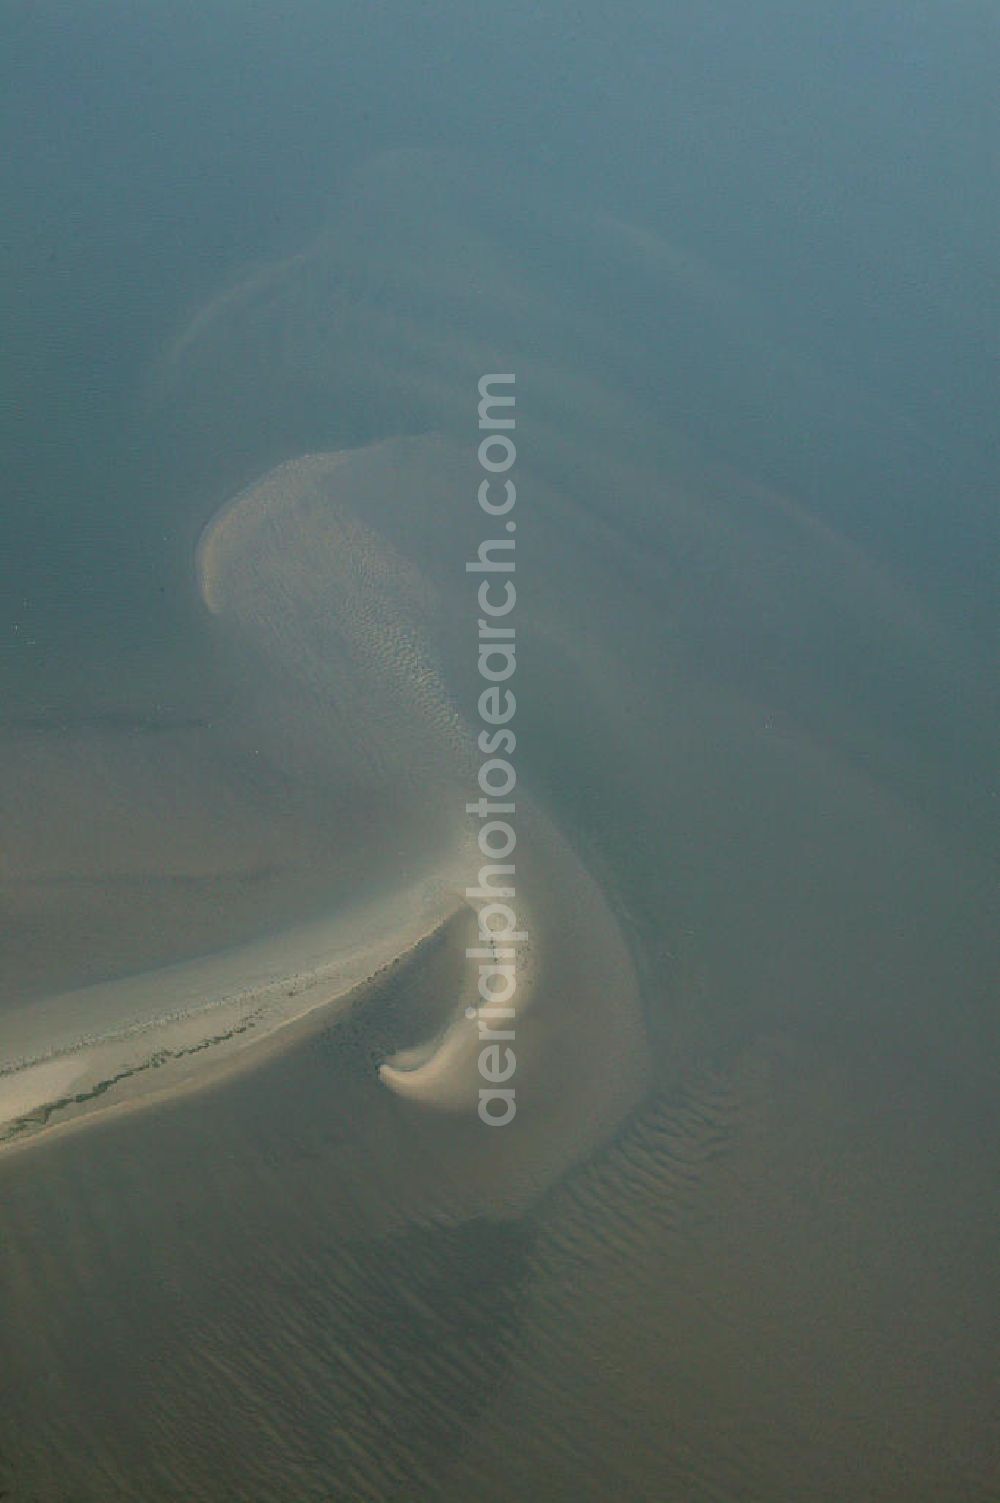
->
[2,4,998,1498]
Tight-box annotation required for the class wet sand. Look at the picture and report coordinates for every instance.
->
[0,873,469,1154]
[1,435,647,1180]
[2,147,997,1503]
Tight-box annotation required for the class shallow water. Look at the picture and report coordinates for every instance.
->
[2,4,999,1499]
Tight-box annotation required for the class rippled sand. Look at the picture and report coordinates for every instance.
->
[2,150,997,1503]
[1,435,647,1181]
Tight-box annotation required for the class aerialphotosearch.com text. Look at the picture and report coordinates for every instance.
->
[465,373,524,1127]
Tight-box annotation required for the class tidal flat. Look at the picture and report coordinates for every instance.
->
[2,30,999,1499]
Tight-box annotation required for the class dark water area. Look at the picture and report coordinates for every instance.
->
[2,3,999,1499]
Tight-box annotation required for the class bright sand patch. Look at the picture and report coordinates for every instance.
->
[0,857,472,1153]
[378,889,539,1110]
[2,440,649,1183]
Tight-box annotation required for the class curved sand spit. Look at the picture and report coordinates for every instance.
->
[2,441,647,1168]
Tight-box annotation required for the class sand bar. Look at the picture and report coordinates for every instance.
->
[0,862,468,1153]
